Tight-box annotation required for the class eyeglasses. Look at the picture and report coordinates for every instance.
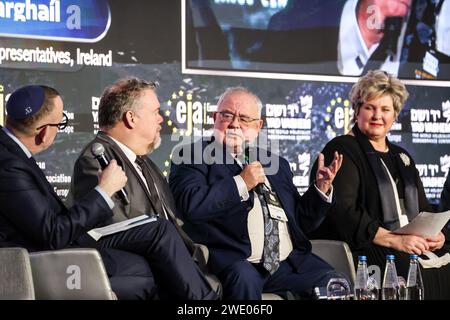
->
[36,113,69,131]
[218,111,259,124]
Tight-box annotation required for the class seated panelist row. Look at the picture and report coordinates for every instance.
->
[0,80,218,300]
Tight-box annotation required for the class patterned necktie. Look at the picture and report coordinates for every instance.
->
[236,153,280,274]
[135,156,165,217]
[254,185,280,275]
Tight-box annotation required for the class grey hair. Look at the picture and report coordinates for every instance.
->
[349,70,409,122]
[217,87,262,118]
[99,77,157,130]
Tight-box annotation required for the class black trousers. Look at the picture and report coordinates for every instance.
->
[99,248,157,300]
[98,218,217,300]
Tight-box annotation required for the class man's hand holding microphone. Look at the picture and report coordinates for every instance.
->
[240,161,266,191]
[97,159,128,198]
[92,142,129,204]
[239,150,343,195]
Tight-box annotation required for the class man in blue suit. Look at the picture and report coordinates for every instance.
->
[0,85,217,300]
[169,87,344,299]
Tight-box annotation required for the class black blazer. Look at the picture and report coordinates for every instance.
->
[0,128,111,251]
[308,134,434,250]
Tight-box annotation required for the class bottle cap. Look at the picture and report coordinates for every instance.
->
[410,254,418,260]
[386,254,395,261]
[358,256,367,261]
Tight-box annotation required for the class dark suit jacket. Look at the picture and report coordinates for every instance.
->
[169,140,333,274]
[70,132,173,223]
[0,128,112,251]
[70,132,199,255]
[308,135,435,250]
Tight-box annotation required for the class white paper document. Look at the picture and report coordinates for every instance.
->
[393,210,450,237]
[88,215,157,241]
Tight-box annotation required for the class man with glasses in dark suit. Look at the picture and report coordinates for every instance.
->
[169,87,345,300]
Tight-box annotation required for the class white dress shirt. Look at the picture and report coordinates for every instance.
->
[109,136,168,219]
[233,156,333,264]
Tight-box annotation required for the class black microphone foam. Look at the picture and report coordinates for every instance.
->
[91,142,130,205]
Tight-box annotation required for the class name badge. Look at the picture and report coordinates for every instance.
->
[262,188,288,222]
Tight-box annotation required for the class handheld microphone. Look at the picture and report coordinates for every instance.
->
[243,145,251,165]
[244,145,265,194]
[91,142,130,205]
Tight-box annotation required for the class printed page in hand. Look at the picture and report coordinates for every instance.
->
[393,210,450,237]
[88,215,157,241]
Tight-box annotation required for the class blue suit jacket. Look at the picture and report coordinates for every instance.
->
[0,128,112,251]
[169,140,333,274]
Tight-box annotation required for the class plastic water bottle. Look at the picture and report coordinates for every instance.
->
[354,256,371,300]
[406,254,424,300]
[381,255,399,300]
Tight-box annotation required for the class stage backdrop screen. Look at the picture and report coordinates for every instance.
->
[185,0,450,81]
[0,0,449,207]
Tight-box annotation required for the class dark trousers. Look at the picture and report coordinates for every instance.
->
[218,251,343,300]
[98,218,216,300]
[99,249,157,300]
